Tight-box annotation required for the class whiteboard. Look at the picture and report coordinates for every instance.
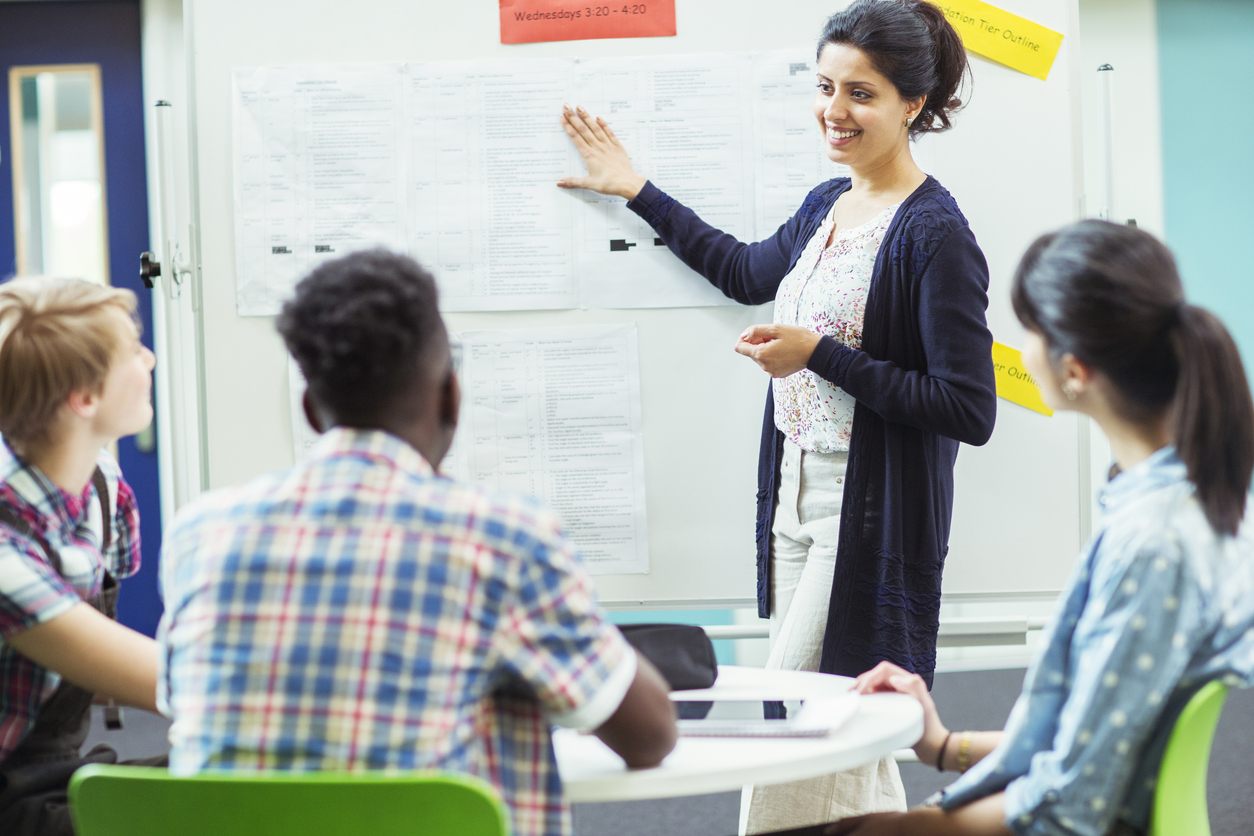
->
[184,0,1083,609]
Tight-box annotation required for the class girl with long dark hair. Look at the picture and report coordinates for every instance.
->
[836,220,1254,836]
[559,1,996,827]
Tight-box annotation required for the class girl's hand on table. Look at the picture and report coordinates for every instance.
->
[557,105,647,200]
[734,324,822,378]
[852,661,950,769]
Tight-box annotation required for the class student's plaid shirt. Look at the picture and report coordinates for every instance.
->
[157,428,636,836]
[0,440,140,763]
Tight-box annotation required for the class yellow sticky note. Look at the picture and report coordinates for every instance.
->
[992,341,1053,416]
[930,0,1063,81]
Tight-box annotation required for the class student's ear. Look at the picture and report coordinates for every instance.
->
[65,388,101,421]
[440,370,460,432]
[905,95,927,125]
[1058,352,1095,398]
[301,389,326,434]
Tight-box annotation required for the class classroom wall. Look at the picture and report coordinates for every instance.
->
[129,0,1236,670]
[1157,0,1254,379]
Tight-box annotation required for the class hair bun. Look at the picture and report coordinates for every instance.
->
[905,0,970,135]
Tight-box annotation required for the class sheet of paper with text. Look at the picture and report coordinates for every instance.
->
[572,54,753,309]
[405,59,579,311]
[445,324,649,575]
[233,65,407,316]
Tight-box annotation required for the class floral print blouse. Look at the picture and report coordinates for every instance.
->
[772,199,901,453]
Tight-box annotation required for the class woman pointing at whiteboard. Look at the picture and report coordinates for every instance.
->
[559,0,996,829]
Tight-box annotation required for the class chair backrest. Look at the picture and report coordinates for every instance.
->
[68,765,511,836]
[1149,680,1229,836]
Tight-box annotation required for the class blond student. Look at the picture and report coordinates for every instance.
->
[0,278,162,835]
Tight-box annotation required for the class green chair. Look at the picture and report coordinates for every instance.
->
[1149,680,1229,836]
[68,765,511,836]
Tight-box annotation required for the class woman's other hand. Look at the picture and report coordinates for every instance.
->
[852,661,949,769]
[734,324,822,378]
[557,105,647,200]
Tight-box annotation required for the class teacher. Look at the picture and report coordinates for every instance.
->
[559,0,996,829]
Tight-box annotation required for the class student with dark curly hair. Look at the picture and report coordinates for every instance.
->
[558,0,996,828]
[156,249,677,836]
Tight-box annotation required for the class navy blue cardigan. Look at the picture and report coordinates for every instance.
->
[628,176,996,686]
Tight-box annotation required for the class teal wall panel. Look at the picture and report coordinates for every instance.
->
[1158,0,1254,380]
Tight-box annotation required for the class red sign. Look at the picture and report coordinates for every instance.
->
[499,0,676,44]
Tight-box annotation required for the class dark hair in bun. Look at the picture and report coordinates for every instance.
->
[817,0,970,137]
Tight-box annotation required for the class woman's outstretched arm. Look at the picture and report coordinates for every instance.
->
[556,105,821,306]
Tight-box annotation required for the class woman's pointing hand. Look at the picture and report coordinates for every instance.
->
[557,104,647,200]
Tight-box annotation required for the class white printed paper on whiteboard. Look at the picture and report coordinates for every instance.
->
[572,54,753,309]
[752,51,849,237]
[455,324,648,575]
[233,65,408,316]
[232,54,903,316]
[405,59,579,312]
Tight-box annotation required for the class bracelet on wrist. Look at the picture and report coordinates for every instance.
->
[957,731,973,773]
[936,731,954,772]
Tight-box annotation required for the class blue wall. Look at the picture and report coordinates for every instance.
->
[1158,0,1254,377]
[0,1,162,636]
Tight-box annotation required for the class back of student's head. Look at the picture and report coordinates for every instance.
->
[0,277,138,453]
[277,249,446,428]
[1012,220,1254,536]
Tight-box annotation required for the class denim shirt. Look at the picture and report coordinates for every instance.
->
[939,447,1254,836]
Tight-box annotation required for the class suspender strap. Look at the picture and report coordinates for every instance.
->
[0,466,112,574]
[90,466,112,553]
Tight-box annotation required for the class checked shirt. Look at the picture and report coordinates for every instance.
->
[157,427,635,836]
[0,439,140,763]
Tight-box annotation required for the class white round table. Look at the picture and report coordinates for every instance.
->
[554,665,923,803]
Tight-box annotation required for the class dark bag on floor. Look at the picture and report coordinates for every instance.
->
[0,744,120,836]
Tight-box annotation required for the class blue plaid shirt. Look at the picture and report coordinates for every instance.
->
[157,428,635,836]
[940,447,1254,836]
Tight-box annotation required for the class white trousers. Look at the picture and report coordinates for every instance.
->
[742,439,907,835]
